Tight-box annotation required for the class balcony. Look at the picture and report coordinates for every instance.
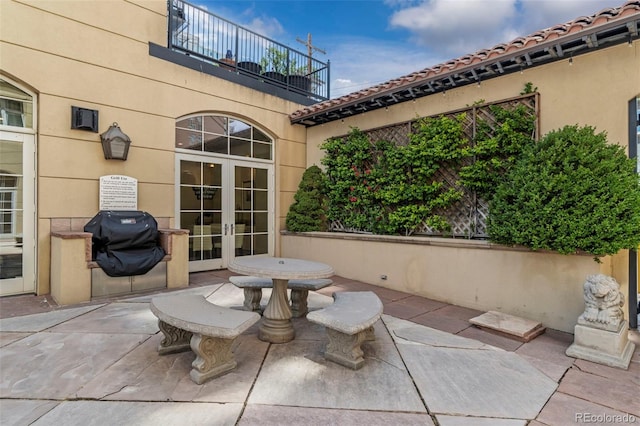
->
[166,0,330,104]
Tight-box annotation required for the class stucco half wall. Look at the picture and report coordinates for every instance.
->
[281,232,602,333]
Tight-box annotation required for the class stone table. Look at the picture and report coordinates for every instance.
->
[228,257,334,343]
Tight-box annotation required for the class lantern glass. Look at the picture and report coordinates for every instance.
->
[100,123,131,160]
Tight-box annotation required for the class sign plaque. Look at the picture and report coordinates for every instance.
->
[99,175,138,210]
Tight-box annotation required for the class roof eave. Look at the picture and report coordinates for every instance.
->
[291,12,640,127]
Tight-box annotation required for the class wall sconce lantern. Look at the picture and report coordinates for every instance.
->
[100,122,131,160]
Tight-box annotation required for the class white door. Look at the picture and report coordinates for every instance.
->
[177,155,273,272]
[0,131,35,295]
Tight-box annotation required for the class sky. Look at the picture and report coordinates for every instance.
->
[193,0,625,98]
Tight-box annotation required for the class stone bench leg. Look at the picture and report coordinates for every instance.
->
[324,328,371,370]
[243,288,263,312]
[364,325,376,342]
[189,334,237,384]
[290,289,309,318]
[157,320,192,355]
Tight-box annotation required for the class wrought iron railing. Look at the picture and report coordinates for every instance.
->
[168,0,330,101]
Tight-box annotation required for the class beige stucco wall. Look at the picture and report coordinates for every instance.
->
[1,0,309,294]
[282,233,602,333]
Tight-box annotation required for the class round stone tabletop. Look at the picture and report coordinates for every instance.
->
[228,256,334,280]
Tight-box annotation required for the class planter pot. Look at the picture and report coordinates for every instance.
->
[237,61,262,74]
[218,58,235,70]
[287,75,311,91]
[263,71,286,83]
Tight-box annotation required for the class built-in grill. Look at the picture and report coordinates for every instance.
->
[84,210,165,277]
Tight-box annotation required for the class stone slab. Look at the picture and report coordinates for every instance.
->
[457,326,523,351]
[436,415,526,426]
[0,332,149,398]
[0,399,59,425]
[206,282,252,309]
[120,283,222,303]
[383,315,496,350]
[398,343,557,419]
[0,304,104,332]
[536,391,638,426]
[31,400,243,426]
[469,311,545,342]
[514,330,575,381]
[48,303,158,335]
[78,333,269,403]
[0,331,31,347]
[558,367,640,417]
[383,314,559,420]
[248,339,426,412]
[239,404,435,425]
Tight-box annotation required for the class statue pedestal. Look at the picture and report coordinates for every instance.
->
[566,320,635,369]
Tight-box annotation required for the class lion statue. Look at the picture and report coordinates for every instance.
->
[580,274,624,327]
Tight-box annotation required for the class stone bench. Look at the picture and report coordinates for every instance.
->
[150,294,260,384]
[307,291,383,369]
[229,275,333,317]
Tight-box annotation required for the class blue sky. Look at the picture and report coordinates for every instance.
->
[194,0,624,98]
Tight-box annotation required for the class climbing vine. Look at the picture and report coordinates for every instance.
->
[310,88,539,237]
[321,115,469,235]
[459,103,536,199]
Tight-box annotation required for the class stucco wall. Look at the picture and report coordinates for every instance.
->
[282,232,602,333]
[1,0,309,294]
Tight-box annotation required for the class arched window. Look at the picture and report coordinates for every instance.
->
[0,79,33,129]
[175,114,273,160]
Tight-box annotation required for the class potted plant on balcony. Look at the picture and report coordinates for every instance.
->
[237,59,262,75]
[260,47,288,83]
[287,65,312,92]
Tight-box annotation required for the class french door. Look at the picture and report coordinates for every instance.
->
[0,131,35,295]
[177,154,273,272]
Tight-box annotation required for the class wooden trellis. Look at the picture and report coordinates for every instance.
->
[329,93,539,239]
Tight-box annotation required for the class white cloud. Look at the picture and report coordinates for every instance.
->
[244,16,285,39]
[389,0,518,56]
[519,0,620,33]
[328,36,445,98]
[387,0,620,58]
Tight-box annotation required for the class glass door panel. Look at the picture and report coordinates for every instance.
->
[179,158,224,271]
[234,164,270,257]
[0,132,35,295]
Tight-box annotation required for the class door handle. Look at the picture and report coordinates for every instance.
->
[224,223,228,235]
[230,224,235,235]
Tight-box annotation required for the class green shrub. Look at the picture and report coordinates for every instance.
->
[488,125,640,258]
[285,165,327,232]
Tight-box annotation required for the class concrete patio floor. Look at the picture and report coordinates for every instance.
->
[1,270,638,425]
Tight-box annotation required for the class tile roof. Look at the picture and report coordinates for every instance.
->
[290,0,640,127]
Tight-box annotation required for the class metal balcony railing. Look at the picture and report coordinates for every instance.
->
[168,0,330,101]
